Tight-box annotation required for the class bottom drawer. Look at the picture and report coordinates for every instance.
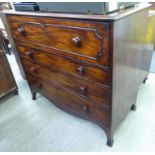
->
[27,75,110,128]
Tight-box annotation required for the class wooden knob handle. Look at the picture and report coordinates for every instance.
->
[26,50,33,58]
[76,66,85,75]
[17,27,25,35]
[81,105,89,113]
[72,37,81,47]
[30,67,37,74]
[80,86,88,95]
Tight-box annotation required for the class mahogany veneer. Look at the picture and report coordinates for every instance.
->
[1,3,153,146]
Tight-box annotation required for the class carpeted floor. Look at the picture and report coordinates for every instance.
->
[0,54,155,152]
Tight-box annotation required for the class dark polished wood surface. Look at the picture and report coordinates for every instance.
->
[16,45,111,86]
[27,74,110,128]
[111,8,153,139]
[1,3,153,147]
[21,58,111,108]
[0,47,18,98]
[8,15,110,67]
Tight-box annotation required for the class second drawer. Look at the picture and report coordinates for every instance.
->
[16,45,111,86]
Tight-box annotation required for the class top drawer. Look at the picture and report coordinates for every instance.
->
[7,15,111,67]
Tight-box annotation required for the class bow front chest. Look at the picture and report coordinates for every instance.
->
[1,3,153,146]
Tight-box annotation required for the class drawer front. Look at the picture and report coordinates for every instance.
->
[21,58,111,108]
[27,74,110,128]
[16,45,111,86]
[8,15,110,67]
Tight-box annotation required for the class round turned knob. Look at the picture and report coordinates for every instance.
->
[17,27,25,35]
[26,50,33,58]
[76,66,85,75]
[72,37,81,47]
[30,66,37,74]
[81,104,89,113]
[79,86,88,95]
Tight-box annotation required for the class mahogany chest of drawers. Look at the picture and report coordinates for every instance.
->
[1,3,153,146]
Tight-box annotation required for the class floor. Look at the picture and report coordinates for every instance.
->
[0,54,155,152]
[150,51,155,73]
